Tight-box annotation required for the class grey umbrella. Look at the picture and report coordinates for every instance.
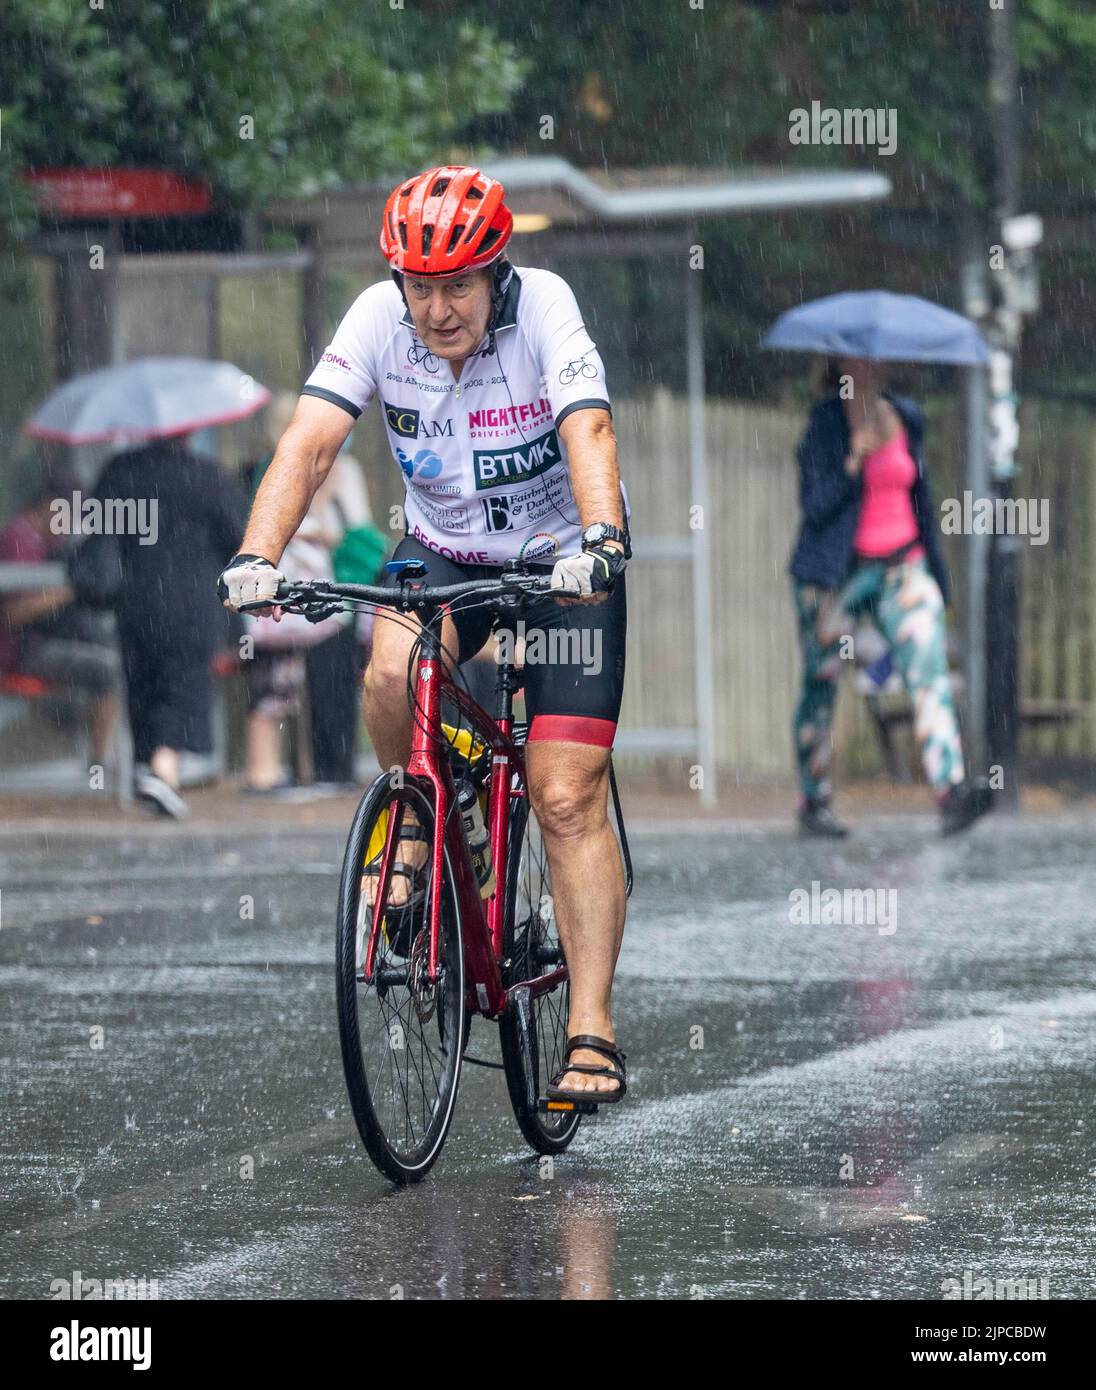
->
[24,357,271,445]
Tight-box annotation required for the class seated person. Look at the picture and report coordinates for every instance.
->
[0,471,121,770]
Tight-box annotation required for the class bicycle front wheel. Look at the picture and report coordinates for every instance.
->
[336,774,465,1183]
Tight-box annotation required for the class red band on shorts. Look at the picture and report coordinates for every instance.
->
[527,715,616,748]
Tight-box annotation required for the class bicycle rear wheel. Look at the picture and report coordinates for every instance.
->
[498,792,581,1154]
[336,774,465,1183]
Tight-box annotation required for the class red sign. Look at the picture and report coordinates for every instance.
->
[26,168,212,218]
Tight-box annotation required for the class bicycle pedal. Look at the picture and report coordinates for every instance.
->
[538,1097,600,1116]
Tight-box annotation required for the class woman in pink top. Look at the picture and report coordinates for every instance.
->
[789,356,991,837]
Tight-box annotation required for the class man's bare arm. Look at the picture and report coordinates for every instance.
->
[557,408,625,547]
[240,395,356,564]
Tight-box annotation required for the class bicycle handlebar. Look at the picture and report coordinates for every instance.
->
[264,569,556,614]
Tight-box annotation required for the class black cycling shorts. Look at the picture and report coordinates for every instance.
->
[383,535,626,748]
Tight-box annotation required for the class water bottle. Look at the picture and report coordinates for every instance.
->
[458,780,495,898]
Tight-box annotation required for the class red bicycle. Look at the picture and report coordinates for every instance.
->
[271,559,632,1183]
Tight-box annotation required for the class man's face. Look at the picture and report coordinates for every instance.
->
[403,268,492,361]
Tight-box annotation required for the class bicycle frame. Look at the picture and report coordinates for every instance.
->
[362,605,567,1019]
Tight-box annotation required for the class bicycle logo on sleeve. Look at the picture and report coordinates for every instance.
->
[558,355,599,386]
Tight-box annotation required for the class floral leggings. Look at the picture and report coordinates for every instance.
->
[793,554,965,802]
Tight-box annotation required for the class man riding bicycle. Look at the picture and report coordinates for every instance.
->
[220,166,630,1104]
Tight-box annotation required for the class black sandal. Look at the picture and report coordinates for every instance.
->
[546,1034,627,1105]
[361,826,430,953]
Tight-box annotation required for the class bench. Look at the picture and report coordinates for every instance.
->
[860,680,1088,782]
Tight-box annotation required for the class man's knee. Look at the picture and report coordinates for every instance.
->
[531,761,608,841]
[363,642,412,702]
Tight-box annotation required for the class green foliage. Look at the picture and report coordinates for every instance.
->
[0,0,525,241]
[468,0,1096,210]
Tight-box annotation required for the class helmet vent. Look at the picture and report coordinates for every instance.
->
[398,221,408,250]
[465,185,484,200]
[446,224,466,255]
[421,224,434,255]
[429,177,451,198]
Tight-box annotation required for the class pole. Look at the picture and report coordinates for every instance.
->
[985,0,1023,811]
[685,226,717,808]
[960,235,990,776]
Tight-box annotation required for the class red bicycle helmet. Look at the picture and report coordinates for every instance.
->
[380,166,513,276]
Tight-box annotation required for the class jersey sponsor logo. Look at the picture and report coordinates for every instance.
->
[384,402,454,439]
[396,446,443,481]
[320,351,351,371]
[384,401,420,437]
[479,472,574,533]
[413,494,470,534]
[410,524,489,564]
[517,532,560,561]
[473,427,561,490]
[467,398,553,439]
[480,495,515,533]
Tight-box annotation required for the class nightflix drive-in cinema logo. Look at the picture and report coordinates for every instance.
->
[473,427,560,490]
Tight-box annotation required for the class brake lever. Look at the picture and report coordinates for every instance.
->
[299,599,344,623]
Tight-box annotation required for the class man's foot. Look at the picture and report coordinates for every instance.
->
[798,799,850,838]
[361,823,429,909]
[135,770,189,820]
[547,1034,627,1102]
[939,778,993,836]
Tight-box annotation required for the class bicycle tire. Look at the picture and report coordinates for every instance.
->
[498,794,581,1154]
[336,773,465,1183]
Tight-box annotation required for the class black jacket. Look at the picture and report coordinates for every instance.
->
[788,391,950,601]
[92,440,246,649]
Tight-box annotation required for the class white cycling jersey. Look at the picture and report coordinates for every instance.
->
[302,266,625,566]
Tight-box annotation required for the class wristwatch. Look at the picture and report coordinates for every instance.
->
[581,522,630,555]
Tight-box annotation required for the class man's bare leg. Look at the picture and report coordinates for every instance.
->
[526,740,626,1095]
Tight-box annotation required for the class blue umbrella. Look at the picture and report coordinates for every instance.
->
[762,291,990,366]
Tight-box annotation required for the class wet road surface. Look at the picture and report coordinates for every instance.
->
[1,810,1093,1299]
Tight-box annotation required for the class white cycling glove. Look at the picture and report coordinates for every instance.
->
[550,545,626,596]
[217,553,284,611]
